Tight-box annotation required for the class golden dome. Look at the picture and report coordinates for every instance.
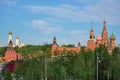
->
[9,31,12,35]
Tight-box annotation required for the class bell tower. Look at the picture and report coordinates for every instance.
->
[87,22,96,50]
[52,36,58,56]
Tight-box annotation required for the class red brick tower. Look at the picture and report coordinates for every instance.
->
[102,20,108,46]
[52,36,58,56]
[5,40,18,62]
[4,32,22,62]
[77,42,81,53]
[87,24,96,50]
[89,26,95,39]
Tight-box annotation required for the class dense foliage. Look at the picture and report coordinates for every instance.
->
[0,44,120,80]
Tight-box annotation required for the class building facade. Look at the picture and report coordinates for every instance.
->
[87,20,116,52]
[4,39,23,62]
[0,32,23,62]
[52,20,116,55]
[52,36,81,56]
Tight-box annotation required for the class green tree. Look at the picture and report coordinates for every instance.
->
[110,47,120,80]
[3,69,12,80]
[95,45,110,80]
[14,63,22,80]
[0,47,7,56]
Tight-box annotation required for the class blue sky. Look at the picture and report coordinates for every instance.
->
[0,0,120,46]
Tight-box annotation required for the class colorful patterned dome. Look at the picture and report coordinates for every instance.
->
[96,34,102,40]
[110,33,116,40]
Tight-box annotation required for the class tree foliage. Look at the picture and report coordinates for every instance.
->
[1,44,120,80]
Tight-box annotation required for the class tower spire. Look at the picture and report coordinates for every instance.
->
[8,31,12,44]
[102,20,108,45]
[78,42,81,47]
[53,36,56,44]
[103,20,107,31]
[90,21,94,32]
[89,22,95,39]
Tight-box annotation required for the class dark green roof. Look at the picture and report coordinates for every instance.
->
[110,33,116,40]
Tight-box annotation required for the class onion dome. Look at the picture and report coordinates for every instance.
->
[110,33,116,40]
[96,34,102,40]
[16,37,19,39]
[9,31,12,35]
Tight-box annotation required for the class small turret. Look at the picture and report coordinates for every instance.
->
[78,42,81,47]
[109,33,116,49]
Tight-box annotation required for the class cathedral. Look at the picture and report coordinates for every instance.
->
[52,20,116,56]
[87,20,116,53]
[0,32,23,62]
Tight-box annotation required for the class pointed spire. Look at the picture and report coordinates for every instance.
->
[89,22,95,39]
[103,20,107,31]
[78,42,81,47]
[53,36,56,41]
[90,21,94,32]
[53,36,56,44]
[102,20,108,44]
[8,40,13,48]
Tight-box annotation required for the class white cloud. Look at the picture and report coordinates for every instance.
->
[24,0,120,25]
[32,19,61,34]
[65,30,88,45]
[24,4,90,22]
[83,0,120,25]
[0,0,17,6]
[66,30,87,35]
[23,0,120,45]
[31,19,88,45]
